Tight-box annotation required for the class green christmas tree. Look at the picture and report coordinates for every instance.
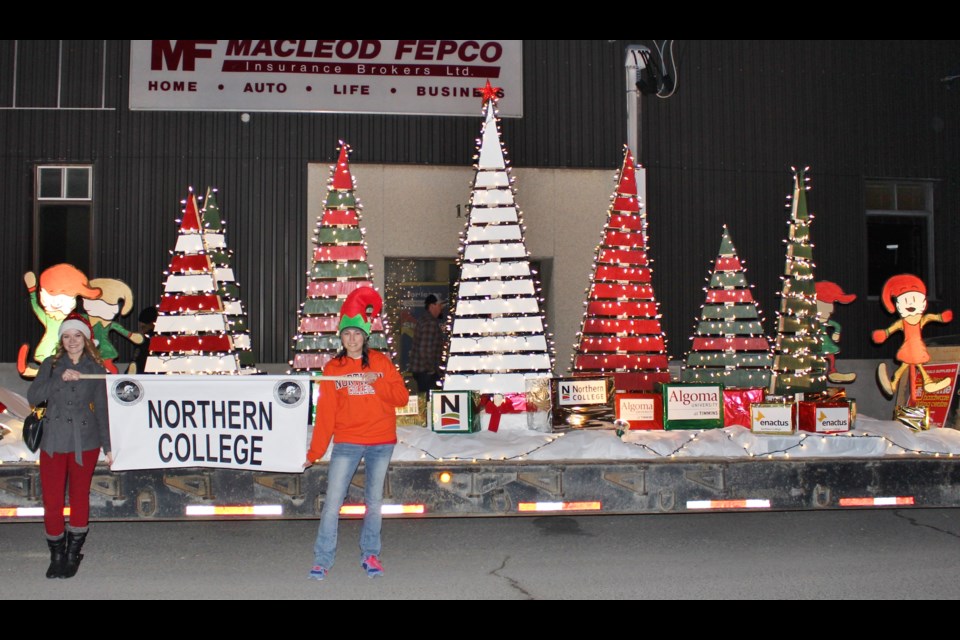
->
[769,168,828,395]
[681,225,772,388]
[291,142,390,372]
[200,188,257,372]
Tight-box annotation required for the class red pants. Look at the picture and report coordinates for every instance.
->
[39,449,100,537]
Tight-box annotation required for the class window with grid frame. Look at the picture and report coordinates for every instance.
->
[865,180,935,299]
[34,165,94,275]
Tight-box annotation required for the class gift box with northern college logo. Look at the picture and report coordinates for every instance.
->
[550,376,615,429]
[659,382,725,430]
[429,390,477,434]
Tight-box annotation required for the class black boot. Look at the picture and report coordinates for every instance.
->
[61,530,87,579]
[45,535,66,579]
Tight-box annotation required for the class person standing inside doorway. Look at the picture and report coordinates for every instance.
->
[409,294,445,393]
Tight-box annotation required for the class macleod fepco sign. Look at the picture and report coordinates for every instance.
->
[129,40,523,116]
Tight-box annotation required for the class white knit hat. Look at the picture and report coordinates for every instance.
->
[58,313,93,340]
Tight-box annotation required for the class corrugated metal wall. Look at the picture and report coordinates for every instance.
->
[2,40,959,365]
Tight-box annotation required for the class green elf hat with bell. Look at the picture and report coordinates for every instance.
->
[338,287,383,336]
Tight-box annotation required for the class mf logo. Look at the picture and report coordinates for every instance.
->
[151,40,217,71]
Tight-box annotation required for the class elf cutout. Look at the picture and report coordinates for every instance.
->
[873,273,953,399]
[815,281,857,384]
[17,264,102,378]
[82,278,145,374]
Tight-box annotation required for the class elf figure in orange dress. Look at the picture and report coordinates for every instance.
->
[873,274,953,399]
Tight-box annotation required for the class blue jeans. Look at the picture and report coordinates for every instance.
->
[312,442,394,570]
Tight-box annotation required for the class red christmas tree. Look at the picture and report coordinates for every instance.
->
[146,187,259,374]
[681,225,772,388]
[571,146,670,391]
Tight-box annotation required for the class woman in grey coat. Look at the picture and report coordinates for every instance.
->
[27,312,113,579]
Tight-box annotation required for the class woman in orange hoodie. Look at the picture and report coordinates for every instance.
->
[305,287,409,581]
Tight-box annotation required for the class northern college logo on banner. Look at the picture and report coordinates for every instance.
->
[106,376,309,472]
[558,380,608,406]
[129,40,523,116]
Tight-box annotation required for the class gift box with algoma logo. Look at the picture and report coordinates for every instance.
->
[614,393,664,430]
[659,382,725,430]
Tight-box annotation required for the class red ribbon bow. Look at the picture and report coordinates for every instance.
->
[481,393,526,433]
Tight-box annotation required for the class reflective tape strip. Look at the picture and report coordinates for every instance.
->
[687,499,771,510]
[839,496,915,507]
[0,507,67,518]
[340,504,425,515]
[185,505,283,516]
[517,501,602,512]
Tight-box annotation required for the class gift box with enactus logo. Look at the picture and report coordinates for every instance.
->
[796,388,854,434]
[750,395,795,435]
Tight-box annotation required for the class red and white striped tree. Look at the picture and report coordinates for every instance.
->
[570,146,670,391]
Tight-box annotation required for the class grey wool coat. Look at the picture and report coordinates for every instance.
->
[27,354,112,463]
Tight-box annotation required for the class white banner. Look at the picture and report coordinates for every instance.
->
[106,375,310,472]
[129,40,523,116]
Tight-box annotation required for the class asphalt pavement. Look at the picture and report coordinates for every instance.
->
[2,507,958,600]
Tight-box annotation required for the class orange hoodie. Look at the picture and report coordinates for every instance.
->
[307,349,410,462]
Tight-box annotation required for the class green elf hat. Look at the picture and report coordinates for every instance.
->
[338,287,383,336]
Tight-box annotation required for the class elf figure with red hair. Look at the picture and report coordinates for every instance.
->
[872,273,953,398]
[816,281,857,384]
[18,264,102,379]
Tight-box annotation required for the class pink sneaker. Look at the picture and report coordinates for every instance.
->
[361,555,383,578]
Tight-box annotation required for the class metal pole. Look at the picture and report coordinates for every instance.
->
[624,45,648,159]
[625,45,649,216]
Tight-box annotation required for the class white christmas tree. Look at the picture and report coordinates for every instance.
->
[441,82,555,394]
[145,187,259,374]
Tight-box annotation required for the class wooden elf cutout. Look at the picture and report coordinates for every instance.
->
[873,274,953,399]
[81,278,145,374]
[17,264,102,378]
[815,281,857,384]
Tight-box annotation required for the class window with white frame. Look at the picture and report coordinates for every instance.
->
[34,165,94,275]
[865,180,935,298]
